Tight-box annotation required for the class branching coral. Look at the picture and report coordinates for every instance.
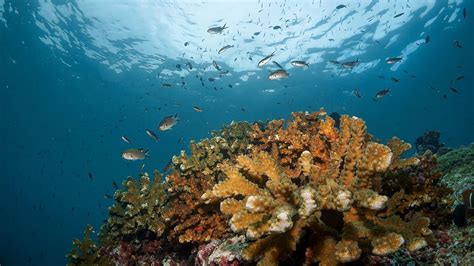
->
[68,109,451,265]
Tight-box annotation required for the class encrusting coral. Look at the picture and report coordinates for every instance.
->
[67,109,452,265]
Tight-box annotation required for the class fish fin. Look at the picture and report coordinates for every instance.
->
[144,149,152,158]
[222,23,227,29]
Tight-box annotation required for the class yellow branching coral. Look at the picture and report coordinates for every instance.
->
[201,110,441,264]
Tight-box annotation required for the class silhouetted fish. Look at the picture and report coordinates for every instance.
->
[336,4,347,9]
[394,13,404,18]
[353,89,362,98]
[374,89,390,99]
[207,24,228,34]
[218,45,234,54]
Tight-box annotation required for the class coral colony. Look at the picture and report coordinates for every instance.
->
[68,109,454,265]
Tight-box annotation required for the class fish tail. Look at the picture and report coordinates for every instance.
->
[144,149,152,158]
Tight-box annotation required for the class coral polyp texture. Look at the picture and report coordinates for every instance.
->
[68,109,452,265]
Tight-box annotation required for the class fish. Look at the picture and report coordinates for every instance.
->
[258,51,276,67]
[212,60,222,71]
[463,7,467,19]
[386,57,402,64]
[393,13,404,18]
[208,77,216,82]
[341,59,359,68]
[463,189,474,210]
[207,24,228,34]
[329,60,340,65]
[159,114,179,131]
[121,148,150,161]
[121,136,131,144]
[162,83,172,87]
[88,172,93,180]
[254,31,261,36]
[145,129,159,142]
[450,87,459,93]
[425,35,430,44]
[272,61,284,69]
[391,77,400,83]
[262,89,275,93]
[185,62,193,70]
[104,194,113,199]
[453,204,467,227]
[112,181,118,189]
[454,189,474,227]
[219,70,229,75]
[353,89,362,98]
[374,89,390,99]
[455,76,465,81]
[228,84,232,88]
[268,69,289,80]
[454,40,463,48]
[218,45,234,54]
[164,159,173,172]
[336,4,347,9]
[193,106,203,112]
[184,41,189,46]
[176,64,182,70]
[291,60,309,68]
[273,25,281,30]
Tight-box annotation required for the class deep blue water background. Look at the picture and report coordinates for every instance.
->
[1,0,473,265]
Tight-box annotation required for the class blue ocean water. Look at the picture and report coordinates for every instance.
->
[0,0,473,264]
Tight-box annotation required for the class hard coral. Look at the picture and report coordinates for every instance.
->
[68,109,451,265]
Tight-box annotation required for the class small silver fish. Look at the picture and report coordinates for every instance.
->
[268,69,289,80]
[121,136,131,144]
[193,106,203,112]
[258,51,276,67]
[291,60,309,68]
[121,148,149,161]
[342,59,359,68]
[145,129,159,142]
[218,45,234,54]
[386,57,402,64]
[272,61,283,69]
[207,24,228,34]
[159,114,178,131]
[374,89,390,99]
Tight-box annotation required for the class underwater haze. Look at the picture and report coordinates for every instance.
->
[1,0,473,265]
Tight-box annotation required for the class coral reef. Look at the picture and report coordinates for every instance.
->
[438,143,474,204]
[68,109,455,265]
[415,130,451,155]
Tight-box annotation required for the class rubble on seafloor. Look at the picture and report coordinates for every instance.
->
[67,109,473,265]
